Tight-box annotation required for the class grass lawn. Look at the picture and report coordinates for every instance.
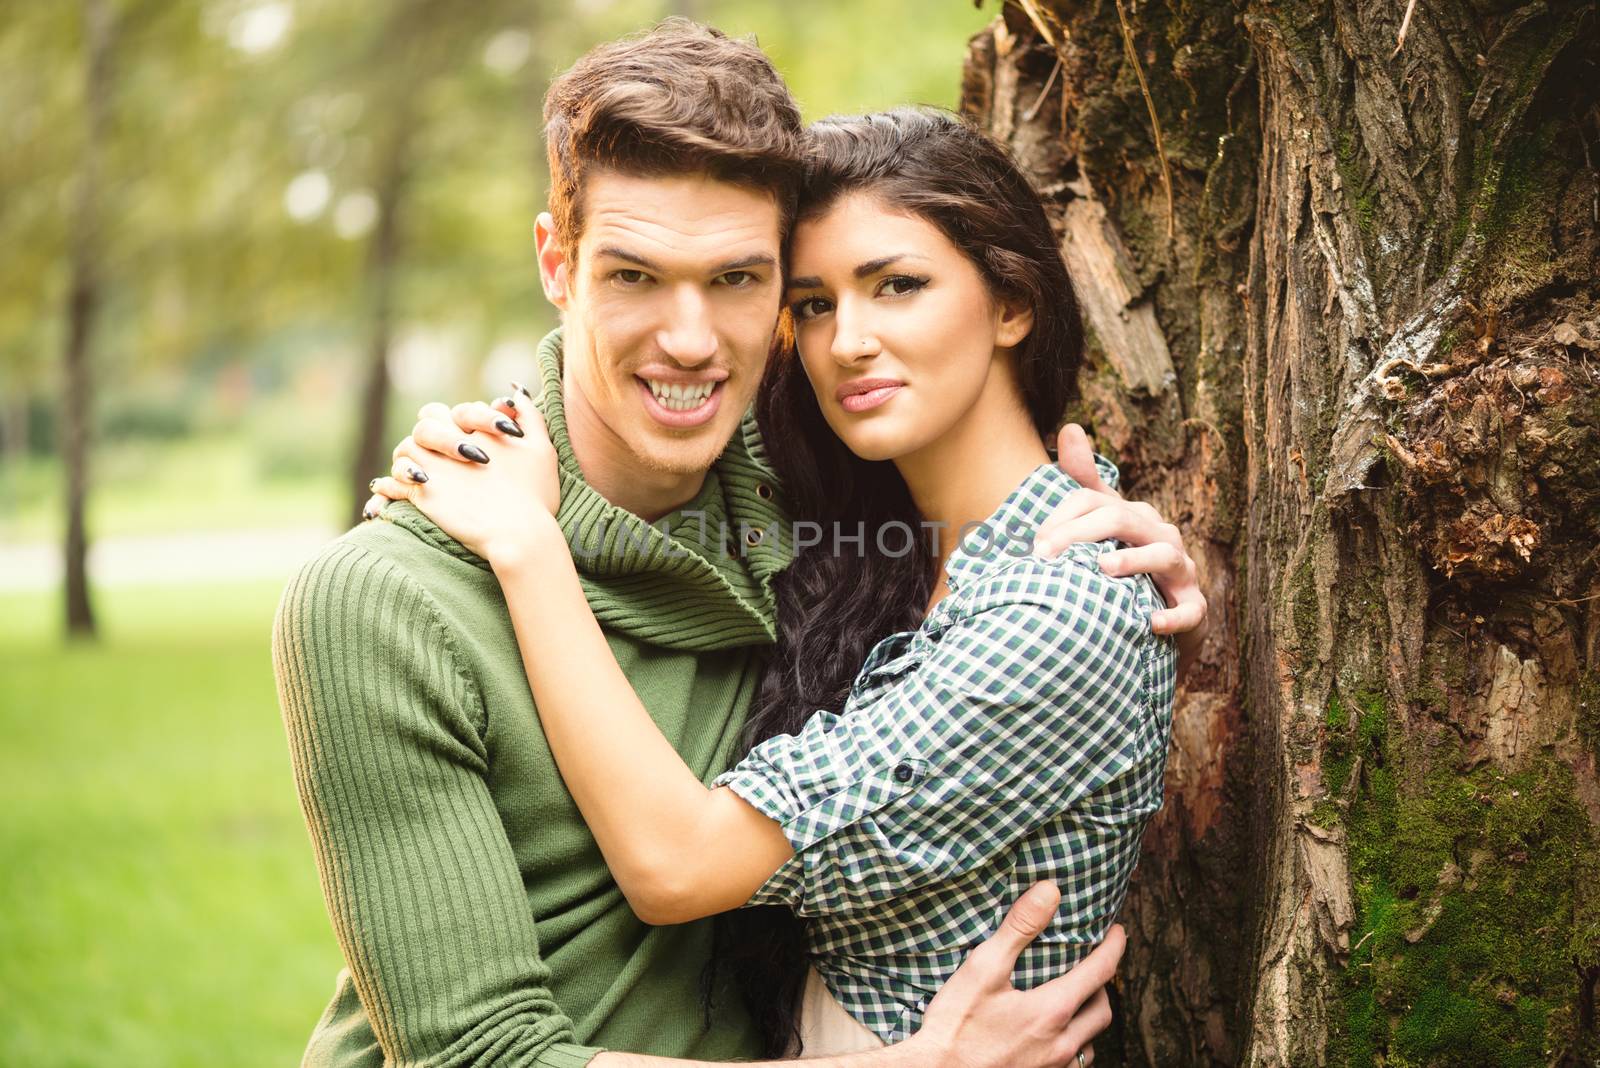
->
[0,581,343,1067]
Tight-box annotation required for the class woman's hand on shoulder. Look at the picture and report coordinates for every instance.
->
[363,383,562,566]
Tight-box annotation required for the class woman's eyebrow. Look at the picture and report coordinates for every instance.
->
[853,253,927,278]
[786,253,933,291]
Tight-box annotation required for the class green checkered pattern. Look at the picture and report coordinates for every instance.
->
[714,460,1177,1044]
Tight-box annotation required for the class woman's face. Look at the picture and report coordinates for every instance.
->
[785,192,1032,462]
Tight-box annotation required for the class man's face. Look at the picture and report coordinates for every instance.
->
[538,171,783,479]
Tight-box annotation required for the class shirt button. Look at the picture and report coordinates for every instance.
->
[893,762,915,784]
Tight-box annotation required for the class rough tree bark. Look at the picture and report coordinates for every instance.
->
[962,0,1600,1063]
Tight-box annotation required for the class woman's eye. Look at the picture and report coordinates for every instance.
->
[791,297,831,321]
[879,275,928,297]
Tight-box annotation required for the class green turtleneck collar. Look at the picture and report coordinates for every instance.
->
[383,328,793,651]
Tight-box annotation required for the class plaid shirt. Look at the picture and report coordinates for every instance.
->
[713,460,1177,1044]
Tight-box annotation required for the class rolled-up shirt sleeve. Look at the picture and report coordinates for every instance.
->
[714,557,1162,917]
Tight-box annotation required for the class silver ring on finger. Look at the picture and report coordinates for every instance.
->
[1077,1053,1087,1068]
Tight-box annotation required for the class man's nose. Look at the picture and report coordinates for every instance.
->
[655,285,718,365]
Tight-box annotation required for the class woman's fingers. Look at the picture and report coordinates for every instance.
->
[368,475,416,504]
[389,455,429,485]
[417,401,452,422]
[517,393,552,446]
[392,427,473,466]
[493,381,538,422]
[410,417,491,464]
[360,493,386,521]
[451,400,524,439]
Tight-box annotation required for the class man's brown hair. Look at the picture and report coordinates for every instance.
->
[543,19,805,255]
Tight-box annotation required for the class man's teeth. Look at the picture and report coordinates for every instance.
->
[645,380,716,411]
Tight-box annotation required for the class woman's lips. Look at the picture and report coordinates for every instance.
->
[837,380,904,414]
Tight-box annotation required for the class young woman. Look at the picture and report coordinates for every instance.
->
[369,108,1179,1058]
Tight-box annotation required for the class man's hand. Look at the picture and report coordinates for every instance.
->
[1037,423,1207,676]
[907,882,1120,1068]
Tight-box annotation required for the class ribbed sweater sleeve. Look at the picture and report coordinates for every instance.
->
[272,541,602,1068]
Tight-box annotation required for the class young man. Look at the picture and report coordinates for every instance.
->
[274,21,1203,1068]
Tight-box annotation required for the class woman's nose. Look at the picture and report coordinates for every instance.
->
[828,302,881,364]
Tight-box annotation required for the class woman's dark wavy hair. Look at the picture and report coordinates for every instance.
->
[706,107,1086,1056]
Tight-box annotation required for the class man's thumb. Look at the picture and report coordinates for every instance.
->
[996,881,1061,959]
[1056,424,1107,491]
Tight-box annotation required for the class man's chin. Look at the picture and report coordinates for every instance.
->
[628,429,730,478]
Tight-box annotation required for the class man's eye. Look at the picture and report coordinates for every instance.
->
[879,275,928,297]
[613,269,649,285]
[791,297,832,321]
[718,270,758,287]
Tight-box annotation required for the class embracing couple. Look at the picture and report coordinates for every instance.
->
[273,19,1207,1068]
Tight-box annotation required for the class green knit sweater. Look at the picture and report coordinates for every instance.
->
[272,329,793,1067]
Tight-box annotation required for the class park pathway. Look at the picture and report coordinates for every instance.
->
[0,526,339,592]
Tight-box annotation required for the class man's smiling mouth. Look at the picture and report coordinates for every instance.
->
[642,378,717,411]
[635,376,725,428]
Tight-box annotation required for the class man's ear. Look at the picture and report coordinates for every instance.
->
[535,212,571,310]
[995,298,1035,349]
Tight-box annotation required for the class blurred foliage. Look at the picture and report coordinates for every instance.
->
[0,0,996,540]
[0,4,999,1060]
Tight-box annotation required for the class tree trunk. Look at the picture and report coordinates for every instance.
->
[0,392,28,465]
[962,1,1600,1063]
[347,118,412,526]
[61,0,113,640]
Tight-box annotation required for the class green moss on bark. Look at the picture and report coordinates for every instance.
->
[1577,671,1600,767]
[1332,689,1600,1066]
[1291,555,1319,658]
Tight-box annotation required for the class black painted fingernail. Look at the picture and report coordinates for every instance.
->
[495,417,525,438]
[368,478,379,492]
[497,394,517,411]
[458,442,490,464]
[408,466,428,483]
[512,380,535,401]
[362,505,378,520]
